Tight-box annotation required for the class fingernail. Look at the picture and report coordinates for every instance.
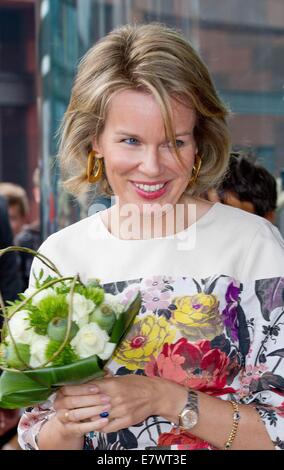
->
[100,411,109,418]
[89,386,98,393]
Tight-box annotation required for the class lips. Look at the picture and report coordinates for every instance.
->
[131,181,169,200]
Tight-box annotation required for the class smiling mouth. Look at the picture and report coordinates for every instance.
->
[131,182,168,193]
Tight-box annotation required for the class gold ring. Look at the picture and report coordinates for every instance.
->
[64,411,70,421]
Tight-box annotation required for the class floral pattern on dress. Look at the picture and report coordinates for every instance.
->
[18,275,284,450]
[112,314,176,370]
[170,293,223,340]
[145,337,238,396]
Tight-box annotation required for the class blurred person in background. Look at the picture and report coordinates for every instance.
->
[0,171,41,290]
[14,168,41,289]
[0,195,22,315]
[206,153,277,224]
[0,195,22,450]
[0,182,29,238]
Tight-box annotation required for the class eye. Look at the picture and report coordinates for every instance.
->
[175,139,185,148]
[123,138,139,145]
[166,139,185,148]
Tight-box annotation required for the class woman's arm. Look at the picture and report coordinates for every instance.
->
[154,379,275,450]
[90,374,275,450]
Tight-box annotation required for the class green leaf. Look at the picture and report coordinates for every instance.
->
[0,355,105,409]
[110,292,141,343]
[0,370,51,409]
[23,354,105,387]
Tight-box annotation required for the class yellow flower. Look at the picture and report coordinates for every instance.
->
[170,294,223,341]
[112,315,176,370]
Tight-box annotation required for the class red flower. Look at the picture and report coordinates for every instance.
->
[274,401,284,418]
[145,338,236,396]
[158,427,211,450]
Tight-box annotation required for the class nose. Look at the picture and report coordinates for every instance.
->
[138,145,164,177]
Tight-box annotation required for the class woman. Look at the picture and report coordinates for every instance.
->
[18,23,284,450]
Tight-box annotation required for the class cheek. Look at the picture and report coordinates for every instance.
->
[170,151,195,178]
[104,150,136,175]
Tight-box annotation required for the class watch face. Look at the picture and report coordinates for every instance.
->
[180,409,198,429]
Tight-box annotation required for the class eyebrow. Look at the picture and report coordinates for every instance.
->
[115,130,193,137]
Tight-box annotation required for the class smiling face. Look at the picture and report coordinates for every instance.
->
[93,89,197,215]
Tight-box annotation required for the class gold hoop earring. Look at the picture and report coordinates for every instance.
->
[87,150,103,183]
[188,154,202,186]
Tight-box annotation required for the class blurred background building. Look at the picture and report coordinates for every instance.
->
[0,0,284,238]
[0,0,38,221]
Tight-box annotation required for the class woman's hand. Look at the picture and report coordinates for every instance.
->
[53,382,111,438]
[87,374,187,433]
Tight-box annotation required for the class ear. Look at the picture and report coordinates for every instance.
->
[91,137,103,157]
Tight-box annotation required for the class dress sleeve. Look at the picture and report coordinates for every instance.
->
[18,394,56,450]
[241,221,284,280]
[236,277,284,450]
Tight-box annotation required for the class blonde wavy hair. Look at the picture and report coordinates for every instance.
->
[59,23,231,197]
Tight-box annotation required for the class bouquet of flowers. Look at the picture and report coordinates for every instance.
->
[0,247,141,409]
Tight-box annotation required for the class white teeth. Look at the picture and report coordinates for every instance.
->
[134,183,165,192]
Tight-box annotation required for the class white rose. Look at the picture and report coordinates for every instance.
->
[29,335,49,368]
[67,293,95,327]
[71,323,115,359]
[7,310,34,345]
[104,293,125,318]
[23,287,56,305]
[98,342,116,360]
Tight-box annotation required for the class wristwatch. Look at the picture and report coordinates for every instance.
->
[178,390,199,430]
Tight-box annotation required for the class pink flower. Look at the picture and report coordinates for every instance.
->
[120,287,140,306]
[144,276,168,290]
[238,364,268,398]
[275,402,284,418]
[142,289,171,311]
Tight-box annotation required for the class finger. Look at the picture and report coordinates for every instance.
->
[90,377,119,395]
[61,383,100,396]
[54,394,111,411]
[65,417,109,436]
[97,416,128,434]
[57,409,72,425]
[94,401,142,433]
[63,403,111,423]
